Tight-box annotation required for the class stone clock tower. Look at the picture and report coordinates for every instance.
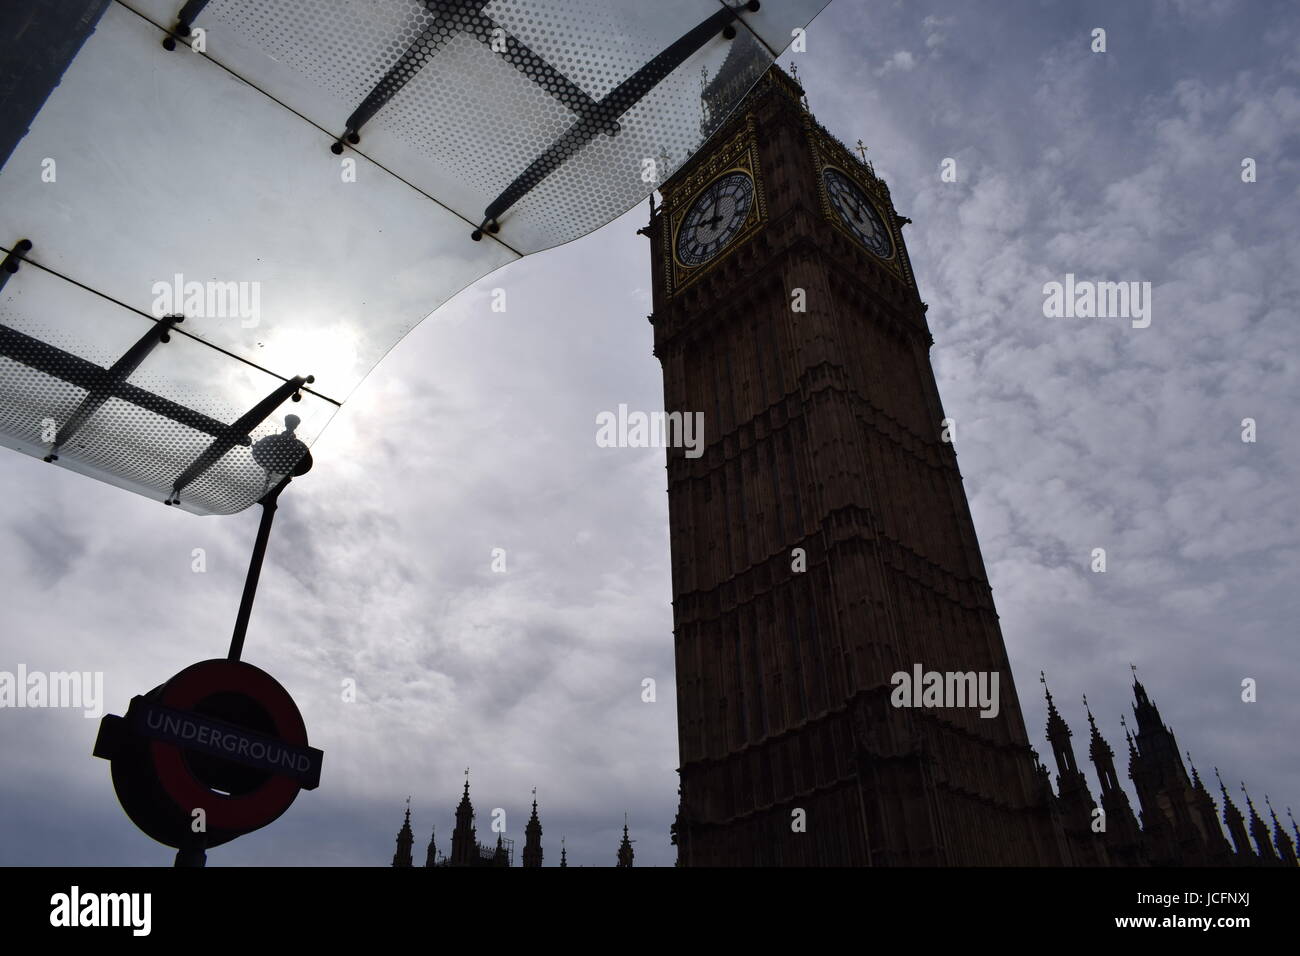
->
[644,66,1066,866]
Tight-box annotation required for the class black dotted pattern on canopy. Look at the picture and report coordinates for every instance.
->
[198,0,794,247]
[0,257,331,516]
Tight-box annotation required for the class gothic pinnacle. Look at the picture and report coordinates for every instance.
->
[1185,751,1205,790]
[1265,795,1282,828]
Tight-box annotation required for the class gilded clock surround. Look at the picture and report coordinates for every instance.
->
[673,170,756,268]
[806,120,917,290]
[821,165,894,259]
[661,117,767,296]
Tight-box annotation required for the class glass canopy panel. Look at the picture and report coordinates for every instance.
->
[116,0,798,253]
[715,0,831,55]
[0,1,829,514]
[0,261,336,515]
[0,3,517,406]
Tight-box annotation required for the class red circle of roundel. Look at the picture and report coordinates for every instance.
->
[151,659,308,832]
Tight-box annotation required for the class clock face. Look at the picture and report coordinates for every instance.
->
[823,168,893,258]
[675,171,755,267]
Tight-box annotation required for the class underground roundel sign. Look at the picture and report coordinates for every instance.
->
[93,659,323,851]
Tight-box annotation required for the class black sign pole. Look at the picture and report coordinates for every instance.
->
[227,477,290,663]
[227,416,314,662]
[174,841,207,868]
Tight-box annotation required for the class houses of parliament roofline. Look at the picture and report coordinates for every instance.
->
[1035,668,1297,867]
[390,774,635,868]
[388,668,1298,867]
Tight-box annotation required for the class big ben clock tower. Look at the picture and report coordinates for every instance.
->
[644,66,1067,866]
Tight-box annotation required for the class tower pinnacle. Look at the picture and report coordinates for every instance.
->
[1216,769,1255,861]
[1265,795,1298,866]
[424,824,438,868]
[392,798,414,868]
[616,816,635,868]
[1242,783,1280,863]
[522,788,544,868]
[450,773,478,866]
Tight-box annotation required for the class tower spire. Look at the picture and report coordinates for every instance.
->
[522,787,544,868]
[1083,696,1108,766]
[560,836,568,868]
[1081,698,1143,865]
[617,814,635,868]
[1039,673,1073,764]
[1123,673,1213,864]
[1036,673,1103,864]
[450,772,478,866]
[1040,672,1069,743]
[1216,769,1255,861]
[424,824,438,868]
[1185,751,1205,791]
[1265,795,1298,866]
[1242,783,1280,863]
[1120,715,1137,758]
[392,797,414,868]
[1183,753,1233,863]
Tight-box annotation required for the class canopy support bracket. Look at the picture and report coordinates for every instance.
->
[166,374,313,506]
[162,0,212,51]
[0,239,33,295]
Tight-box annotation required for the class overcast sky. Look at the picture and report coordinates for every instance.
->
[1,0,1298,867]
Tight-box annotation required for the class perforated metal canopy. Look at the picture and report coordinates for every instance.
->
[0,0,827,514]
